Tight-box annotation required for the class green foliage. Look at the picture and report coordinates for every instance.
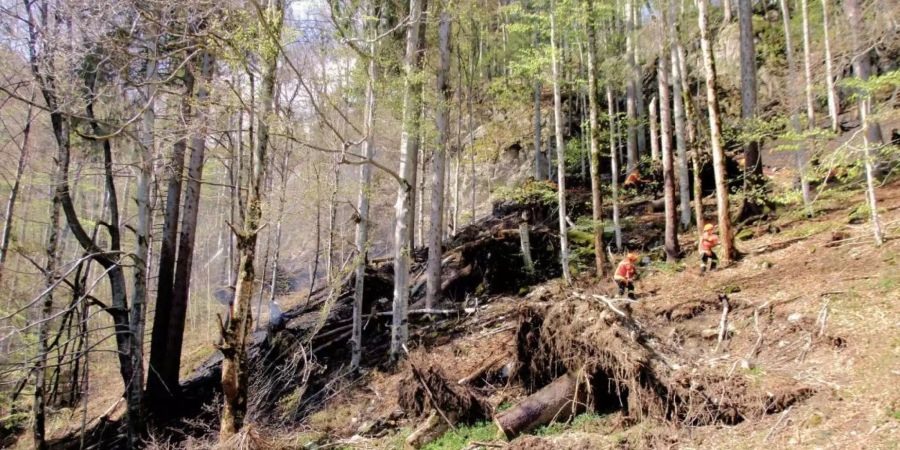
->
[840,69,900,100]
[494,179,558,206]
[424,421,502,450]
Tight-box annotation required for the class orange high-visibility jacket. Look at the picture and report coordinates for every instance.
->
[614,260,636,281]
[624,171,642,186]
[701,231,719,255]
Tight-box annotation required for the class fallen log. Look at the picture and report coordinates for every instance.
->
[458,352,510,385]
[494,373,581,439]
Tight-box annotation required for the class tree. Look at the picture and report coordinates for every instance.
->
[800,0,815,129]
[550,0,571,284]
[821,0,839,132]
[0,91,33,286]
[351,0,379,371]
[426,2,452,309]
[390,0,426,361]
[624,0,638,172]
[698,0,736,262]
[738,0,764,216]
[220,0,284,440]
[779,0,812,207]
[658,0,680,261]
[843,0,884,145]
[670,32,691,229]
[585,0,607,277]
[607,86,623,251]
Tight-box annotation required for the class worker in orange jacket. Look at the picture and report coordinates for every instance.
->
[623,170,643,189]
[700,223,719,273]
[614,253,639,299]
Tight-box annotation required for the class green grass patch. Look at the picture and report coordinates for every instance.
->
[782,220,834,238]
[889,409,900,421]
[532,413,609,437]
[424,421,503,450]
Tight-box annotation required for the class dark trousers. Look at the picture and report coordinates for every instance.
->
[702,251,718,271]
[616,280,635,299]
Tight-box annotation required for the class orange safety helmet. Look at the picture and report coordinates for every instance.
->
[703,223,715,231]
[626,252,639,261]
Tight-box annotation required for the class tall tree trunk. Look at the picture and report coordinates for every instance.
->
[147,70,193,408]
[607,86,623,251]
[534,79,545,180]
[671,43,691,229]
[0,93,33,285]
[658,5,680,261]
[220,0,283,439]
[738,0,763,215]
[407,0,429,248]
[585,0,607,276]
[821,0,839,132]
[723,0,733,22]
[843,0,883,145]
[624,0,638,172]
[800,0,816,129]
[648,96,660,162]
[427,5,452,309]
[33,167,61,450]
[390,0,425,361]
[698,0,736,262]
[352,4,378,370]
[550,0,571,284]
[779,0,812,207]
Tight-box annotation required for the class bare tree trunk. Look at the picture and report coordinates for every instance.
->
[33,167,61,450]
[723,0,733,22]
[220,0,283,439]
[607,86,623,251]
[843,0,883,145]
[427,6,452,310]
[648,96,660,162]
[861,110,884,245]
[0,93,33,285]
[624,0,638,172]
[147,70,193,408]
[779,0,812,208]
[658,5,680,261]
[738,0,764,217]
[390,0,425,361]
[800,0,816,129]
[671,44,691,229]
[352,5,378,370]
[698,0,736,262]
[821,0,839,132]
[585,0,607,277]
[534,78,545,180]
[550,1,571,284]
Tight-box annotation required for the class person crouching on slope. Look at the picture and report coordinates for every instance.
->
[614,253,639,299]
[700,223,720,274]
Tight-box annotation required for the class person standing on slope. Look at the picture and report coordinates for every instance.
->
[614,253,639,299]
[700,223,720,274]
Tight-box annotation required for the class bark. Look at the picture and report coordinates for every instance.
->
[861,110,884,245]
[671,44,691,229]
[427,7,452,310]
[844,0,883,145]
[723,0,733,22]
[495,373,579,438]
[821,0,839,132]
[585,0,608,277]
[779,0,812,207]
[33,164,61,450]
[800,0,815,129]
[0,93,33,285]
[407,0,429,248]
[147,69,193,407]
[648,96,660,162]
[220,0,283,440]
[352,5,378,370]
[698,0,736,262]
[549,1,571,285]
[607,86,623,251]
[658,6,680,261]
[692,151,705,252]
[624,0,638,172]
[738,0,762,187]
[391,0,426,361]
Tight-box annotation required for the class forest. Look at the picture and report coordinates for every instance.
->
[0,0,897,447]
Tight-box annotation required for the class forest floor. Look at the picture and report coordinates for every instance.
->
[273,179,900,450]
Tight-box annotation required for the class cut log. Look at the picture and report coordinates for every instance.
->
[494,373,580,439]
[405,410,449,449]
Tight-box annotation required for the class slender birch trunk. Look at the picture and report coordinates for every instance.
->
[649,96,660,163]
[624,0,638,172]
[390,0,425,361]
[550,1,571,284]
[800,0,816,129]
[0,93,33,285]
[671,44,691,229]
[779,0,812,207]
[607,86,623,251]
